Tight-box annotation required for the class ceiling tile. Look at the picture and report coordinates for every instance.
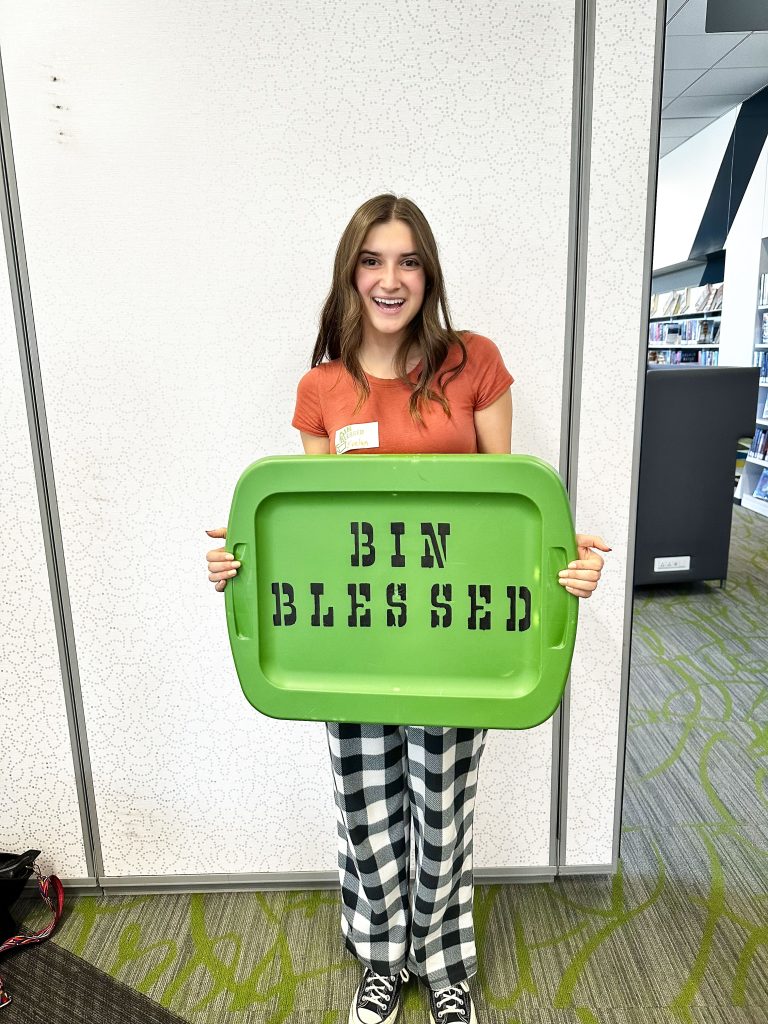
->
[685,65,768,95]
[716,32,768,68]
[662,68,706,99]
[660,115,716,136]
[666,0,690,20]
[663,93,744,117]
[659,138,685,157]
[667,0,707,36]
[664,33,748,69]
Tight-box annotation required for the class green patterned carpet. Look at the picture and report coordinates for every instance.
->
[7,506,768,1023]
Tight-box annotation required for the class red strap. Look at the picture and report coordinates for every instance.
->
[0,869,64,1009]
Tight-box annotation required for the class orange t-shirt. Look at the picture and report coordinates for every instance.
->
[291,331,514,455]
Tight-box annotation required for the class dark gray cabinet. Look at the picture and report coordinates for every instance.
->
[634,365,759,586]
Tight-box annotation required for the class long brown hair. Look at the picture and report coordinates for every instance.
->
[311,194,467,421]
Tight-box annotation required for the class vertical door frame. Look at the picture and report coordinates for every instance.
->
[0,47,103,882]
[551,0,597,870]
[554,0,668,871]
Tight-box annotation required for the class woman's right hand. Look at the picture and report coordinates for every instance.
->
[205,527,240,592]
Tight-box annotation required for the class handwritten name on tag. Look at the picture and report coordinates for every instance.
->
[335,422,379,455]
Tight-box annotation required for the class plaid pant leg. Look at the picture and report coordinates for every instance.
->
[404,726,488,989]
[325,722,411,975]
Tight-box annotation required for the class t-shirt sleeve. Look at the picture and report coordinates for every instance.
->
[292,368,328,436]
[469,334,515,410]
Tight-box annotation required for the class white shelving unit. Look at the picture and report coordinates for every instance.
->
[740,239,768,516]
[648,311,722,321]
[647,286,722,367]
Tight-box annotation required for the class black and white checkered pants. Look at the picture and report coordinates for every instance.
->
[325,722,488,990]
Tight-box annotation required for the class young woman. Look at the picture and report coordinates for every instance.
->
[206,194,609,1024]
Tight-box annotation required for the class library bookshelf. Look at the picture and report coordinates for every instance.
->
[648,285,721,367]
[739,238,768,516]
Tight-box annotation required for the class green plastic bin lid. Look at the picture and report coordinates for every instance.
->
[225,454,578,730]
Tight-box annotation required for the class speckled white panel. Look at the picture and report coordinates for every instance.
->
[0,0,576,877]
[0,228,89,879]
[564,0,660,865]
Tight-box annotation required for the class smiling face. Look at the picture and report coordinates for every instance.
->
[354,219,427,348]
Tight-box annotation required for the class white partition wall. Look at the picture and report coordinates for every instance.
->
[1,0,663,884]
[0,189,90,881]
[561,0,662,869]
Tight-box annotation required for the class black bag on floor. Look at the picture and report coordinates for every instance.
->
[0,850,64,1011]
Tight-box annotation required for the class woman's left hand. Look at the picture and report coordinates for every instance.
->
[558,534,612,599]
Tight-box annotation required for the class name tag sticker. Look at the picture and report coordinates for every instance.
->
[335,421,379,455]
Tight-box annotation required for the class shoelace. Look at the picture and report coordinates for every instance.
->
[434,982,468,1020]
[360,968,410,1012]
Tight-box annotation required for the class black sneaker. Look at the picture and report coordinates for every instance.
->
[349,967,410,1024]
[428,979,476,1023]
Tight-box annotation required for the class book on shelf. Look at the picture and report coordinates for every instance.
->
[760,272,768,308]
[648,318,720,345]
[697,318,719,343]
[750,426,768,459]
[754,351,768,379]
[762,393,768,419]
[662,290,681,316]
[648,348,719,366]
[753,468,768,501]
[762,311,768,343]
[664,322,682,342]
[692,282,722,313]
[694,286,711,312]
[651,282,724,318]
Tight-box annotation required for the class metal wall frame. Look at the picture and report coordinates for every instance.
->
[1,0,668,889]
[609,0,668,870]
[553,0,596,872]
[0,48,102,884]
